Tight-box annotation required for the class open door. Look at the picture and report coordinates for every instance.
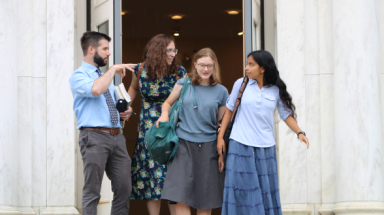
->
[90,0,122,214]
[243,0,262,61]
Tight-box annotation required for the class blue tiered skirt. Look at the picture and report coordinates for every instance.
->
[221,139,282,215]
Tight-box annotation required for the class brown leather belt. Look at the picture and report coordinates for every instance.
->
[81,127,120,135]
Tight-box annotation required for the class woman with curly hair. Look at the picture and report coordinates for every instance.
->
[128,34,187,215]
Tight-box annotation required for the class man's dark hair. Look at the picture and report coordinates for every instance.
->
[80,31,111,56]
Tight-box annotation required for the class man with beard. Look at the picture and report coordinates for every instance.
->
[69,31,134,215]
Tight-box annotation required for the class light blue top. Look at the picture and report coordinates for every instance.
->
[69,61,120,130]
[227,78,291,147]
[176,78,229,143]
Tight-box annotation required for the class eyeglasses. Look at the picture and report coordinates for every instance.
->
[166,49,178,55]
[197,63,214,70]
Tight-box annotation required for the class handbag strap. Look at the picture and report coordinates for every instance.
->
[229,77,249,122]
[178,78,197,108]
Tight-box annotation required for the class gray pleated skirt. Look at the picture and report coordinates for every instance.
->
[161,138,224,209]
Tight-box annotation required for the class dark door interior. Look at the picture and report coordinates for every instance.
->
[121,0,243,214]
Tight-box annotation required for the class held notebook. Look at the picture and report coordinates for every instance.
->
[115,83,131,107]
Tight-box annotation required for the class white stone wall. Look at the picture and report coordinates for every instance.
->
[0,1,20,213]
[275,0,384,214]
[0,0,80,214]
[1,0,384,215]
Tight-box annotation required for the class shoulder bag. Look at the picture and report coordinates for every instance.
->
[219,76,249,159]
[144,78,195,165]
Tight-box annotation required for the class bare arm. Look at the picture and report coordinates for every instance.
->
[92,64,133,97]
[217,108,233,154]
[284,115,309,149]
[156,84,183,128]
[217,107,232,172]
[128,71,139,103]
[217,105,227,126]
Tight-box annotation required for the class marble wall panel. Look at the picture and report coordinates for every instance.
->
[17,77,32,207]
[276,0,307,204]
[318,0,333,74]
[0,0,20,206]
[333,0,383,202]
[379,0,384,195]
[318,0,336,206]
[305,0,321,204]
[75,0,87,210]
[382,74,384,194]
[46,0,77,206]
[319,74,336,204]
[305,75,321,204]
[304,0,319,75]
[32,0,47,78]
[380,0,384,75]
[17,0,32,77]
[32,78,47,207]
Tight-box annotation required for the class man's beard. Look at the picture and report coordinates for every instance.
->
[94,51,107,67]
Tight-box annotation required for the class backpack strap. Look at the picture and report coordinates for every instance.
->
[178,78,197,108]
[230,76,249,122]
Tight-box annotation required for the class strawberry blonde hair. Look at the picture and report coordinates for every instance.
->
[192,48,221,85]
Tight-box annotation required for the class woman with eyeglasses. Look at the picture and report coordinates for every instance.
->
[159,48,229,215]
[217,50,309,215]
[128,34,187,215]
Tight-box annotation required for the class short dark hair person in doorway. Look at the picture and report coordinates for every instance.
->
[69,31,135,215]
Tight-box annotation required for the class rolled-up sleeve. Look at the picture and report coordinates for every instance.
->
[226,78,243,111]
[69,70,96,98]
[276,92,292,121]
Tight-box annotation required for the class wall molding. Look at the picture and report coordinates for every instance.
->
[319,203,335,215]
[333,202,384,215]
[41,207,80,215]
[0,206,22,215]
[281,204,312,215]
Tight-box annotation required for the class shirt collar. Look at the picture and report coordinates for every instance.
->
[249,78,272,87]
[82,61,99,74]
[249,78,257,85]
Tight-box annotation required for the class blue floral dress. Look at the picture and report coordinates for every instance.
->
[131,63,187,200]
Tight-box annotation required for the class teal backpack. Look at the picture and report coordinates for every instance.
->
[144,78,197,165]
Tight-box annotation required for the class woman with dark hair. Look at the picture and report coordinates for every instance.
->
[128,34,187,215]
[217,50,309,215]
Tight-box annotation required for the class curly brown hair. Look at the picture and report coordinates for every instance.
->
[143,34,179,80]
[192,48,221,85]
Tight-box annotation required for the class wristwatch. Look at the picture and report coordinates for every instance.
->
[297,131,306,139]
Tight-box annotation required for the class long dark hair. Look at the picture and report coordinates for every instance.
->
[143,34,179,80]
[248,50,296,119]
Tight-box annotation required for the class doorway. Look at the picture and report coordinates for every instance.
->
[121,0,242,214]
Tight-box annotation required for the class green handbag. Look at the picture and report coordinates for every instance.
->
[144,78,197,165]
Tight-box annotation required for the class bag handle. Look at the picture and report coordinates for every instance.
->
[218,77,249,124]
[229,77,249,122]
[178,78,197,108]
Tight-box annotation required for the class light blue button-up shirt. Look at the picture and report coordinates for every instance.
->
[69,61,120,129]
[227,78,291,147]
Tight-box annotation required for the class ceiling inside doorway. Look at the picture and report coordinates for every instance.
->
[122,0,242,38]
